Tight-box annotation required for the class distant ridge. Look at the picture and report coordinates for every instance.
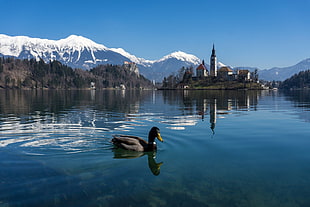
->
[258,58,310,81]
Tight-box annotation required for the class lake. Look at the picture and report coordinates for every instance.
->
[1,89,310,207]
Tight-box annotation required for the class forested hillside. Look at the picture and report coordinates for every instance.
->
[0,57,153,89]
[279,70,310,89]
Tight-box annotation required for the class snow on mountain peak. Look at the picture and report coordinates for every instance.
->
[0,34,107,55]
[0,34,113,66]
[0,34,203,81]
[57,35,107,50]
[158,51,201,64]
[109,47,146,64]
[0,34,55,57]
[218,62,228,68]
[0,34,201,66]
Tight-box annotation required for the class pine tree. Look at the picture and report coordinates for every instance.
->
[0,57,3,73]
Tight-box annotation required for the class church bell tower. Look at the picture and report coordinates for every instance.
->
[210,44,217,77]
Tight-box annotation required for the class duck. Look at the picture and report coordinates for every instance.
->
[112,127,163,152]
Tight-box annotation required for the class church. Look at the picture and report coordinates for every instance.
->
[195,45,251,81]
[195,44,217,79]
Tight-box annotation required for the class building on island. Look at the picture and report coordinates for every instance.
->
[218,66,234,80]
[210,44,217,77]
[196,60,208,78]
[189,44,258,84]
[90,82,96,90]
[192,45,255,82]
[194,44,217,79]
[237,69,251,81]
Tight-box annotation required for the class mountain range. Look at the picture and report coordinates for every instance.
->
[0,34,200,82]
[258,58,310,81]
[0,34,309,82]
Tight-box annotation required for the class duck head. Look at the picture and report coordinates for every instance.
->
[148,127,163,143]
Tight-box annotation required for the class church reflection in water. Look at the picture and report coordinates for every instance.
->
[180,90,261,135]
[209,98,216,135]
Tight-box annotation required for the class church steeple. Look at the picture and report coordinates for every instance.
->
[211,44,216,56]
[210,44,217,77]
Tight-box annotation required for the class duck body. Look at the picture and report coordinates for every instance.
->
[112,127,163,152]
[112,135,154,152]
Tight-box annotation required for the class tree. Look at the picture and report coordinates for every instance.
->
[0,58,153,89]
[280,70,310,89]
[0,58,3,73]
[162,77,168,88]
[181,66,194,85]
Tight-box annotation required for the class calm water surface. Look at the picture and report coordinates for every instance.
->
[1,89,310,207]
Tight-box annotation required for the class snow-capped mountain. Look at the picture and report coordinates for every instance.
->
[0,34,145,69]
[156,51,200,64]
[139,51,201,81]
[0,34,200,81]
[217,62,228,68]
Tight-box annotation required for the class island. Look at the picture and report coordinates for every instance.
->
[160,45,262,90]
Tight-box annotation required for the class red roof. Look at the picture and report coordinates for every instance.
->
[238,70,250,75]
[218,67,233,72]
[196,64,207,70]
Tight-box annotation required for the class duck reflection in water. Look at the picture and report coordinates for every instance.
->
[112,149,163,176]
[111,127,164,175]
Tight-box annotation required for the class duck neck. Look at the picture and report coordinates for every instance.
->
[147,141,157,151]
[148,141,156,145]
[148,138,156,145]
[148,134,156,145]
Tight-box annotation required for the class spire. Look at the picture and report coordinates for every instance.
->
[212,44,216,56]
[210,43,217,77]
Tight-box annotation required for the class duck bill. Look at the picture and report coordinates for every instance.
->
[157,133,163,142]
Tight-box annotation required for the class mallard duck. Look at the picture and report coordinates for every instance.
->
[112,127,163,152]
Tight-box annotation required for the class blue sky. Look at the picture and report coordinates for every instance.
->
[1,0,309,69]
